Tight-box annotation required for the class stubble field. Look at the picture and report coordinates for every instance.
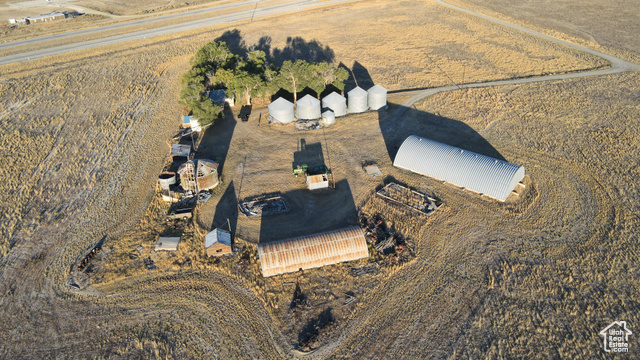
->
[0,0,638,358]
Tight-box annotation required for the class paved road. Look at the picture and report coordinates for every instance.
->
[390,0,640,120]
[0,0,348,65]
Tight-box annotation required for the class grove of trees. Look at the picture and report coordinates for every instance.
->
[179,40,349,126]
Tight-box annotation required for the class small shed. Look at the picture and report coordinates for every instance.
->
[155,236,180,251]
[367,84,387,110]
[208,89,234,107]
[171,144,191,158]
[321,110,335,126]
[205,228,232,257]
[182,115,193,128]
[321,92,347,117]
[296,94,321,120]
[347,86,368,113]
[307,174,329,190]
[268,97,295,124]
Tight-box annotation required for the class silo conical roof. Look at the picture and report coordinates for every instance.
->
[296,94,322,120]
[322,110,335,125]
[321,92,347,117]
[367,84,387,110]
[268,97,295,123]
[347,86,368,113]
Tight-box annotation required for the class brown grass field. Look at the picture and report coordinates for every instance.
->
[0,0,638,358]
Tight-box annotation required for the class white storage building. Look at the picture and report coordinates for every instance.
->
[296,94,321,120]
[347,86,368,113]
[268,97,295,124]
[393,135,525,201]
[321,92,347,117]
[367,84,387,110]
[321,110,335,125]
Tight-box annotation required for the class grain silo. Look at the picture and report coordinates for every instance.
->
[321,110,335,125]
[367,84,387,110]
[321,92,347,117]
[296,94,321,120]
[268,97,295,124]
[393,135,525,201]
[347,86,368,113]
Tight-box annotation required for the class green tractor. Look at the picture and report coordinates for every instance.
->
[292,164,308,177]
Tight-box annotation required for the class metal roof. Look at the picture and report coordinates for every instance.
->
[268,97,295,123]
[393,135,525,201]
[155,237,180,251]
[205,228,232,248]
[171,144,191,157]
[258,226,369,277]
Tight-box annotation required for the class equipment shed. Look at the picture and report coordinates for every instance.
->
[258,226,369,277]
[205,228,232,257]
[393,135,525,201]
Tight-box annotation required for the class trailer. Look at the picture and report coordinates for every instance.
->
[376,183,443,215]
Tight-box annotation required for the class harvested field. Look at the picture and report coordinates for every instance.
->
[0,0,638,358]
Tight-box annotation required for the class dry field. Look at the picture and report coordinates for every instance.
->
[0,0,638,358]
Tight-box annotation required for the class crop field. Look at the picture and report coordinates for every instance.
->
[0,0,638,358]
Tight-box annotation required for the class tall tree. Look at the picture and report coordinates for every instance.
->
[276,60,313,103]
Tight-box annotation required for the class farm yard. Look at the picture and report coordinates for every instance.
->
[0,0,639,358]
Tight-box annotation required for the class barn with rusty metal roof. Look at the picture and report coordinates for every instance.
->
[257,226,368,277]
[393,135,525,201]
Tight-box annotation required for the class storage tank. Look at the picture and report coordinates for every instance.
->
[367,84,387,110]
[347,86,368,113]
[158,172,177,191]
[296,94,321,120]
[268,97,295,124]
[322,110,335,126]
[321,92,347,117]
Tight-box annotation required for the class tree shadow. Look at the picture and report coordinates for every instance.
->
[212,181,238,234]
[297,307,335,349]
[214,29,248,58]
[258,179,357,243]
[196,107,237,174]
[271,36,335,67]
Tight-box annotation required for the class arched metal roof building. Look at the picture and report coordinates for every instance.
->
[393,135,525,201]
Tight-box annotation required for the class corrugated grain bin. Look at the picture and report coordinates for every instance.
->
[296,94,321,120]
[367,84,387,110]
[321,92,347,117]
[347,86,368,113]
[322,110,335,125]
[268,97,295,124]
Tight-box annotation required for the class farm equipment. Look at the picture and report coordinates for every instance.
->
[293,164,308,177]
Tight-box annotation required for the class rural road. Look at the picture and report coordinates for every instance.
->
[390,0,640,120]
[0,0,351,65]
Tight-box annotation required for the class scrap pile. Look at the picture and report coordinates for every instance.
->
[238,195,289,218]
[376,182,443,215]
[359,212,415,258]
[77,246,102,272]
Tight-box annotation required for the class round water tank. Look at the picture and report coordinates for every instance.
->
[322,110,335,125]
[367,84,387,110]
[321,92,346,117]
[268,97,295,123]
[296,94,321,120]
[158,172,176,190]
[348,86,368,113]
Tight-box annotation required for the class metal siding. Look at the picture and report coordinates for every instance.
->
[258,226,368,277]
[393,135,525,201]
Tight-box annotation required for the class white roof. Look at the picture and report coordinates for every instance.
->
[297,94,321,106]
[367,84,387,94]
[268,97,294,111]
[348,86,367,97]
[393,135,525,201]
[322,91,345,103]
[155,237,180,251]
[205,228,232,248]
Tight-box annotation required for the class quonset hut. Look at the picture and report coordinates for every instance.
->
[367,84,387,110]
[296,94,321,120]
[268,97,295,124]
[257,226,368,277]
[347,86,368,113]
[321,92,347,117]
[393,135,525,201]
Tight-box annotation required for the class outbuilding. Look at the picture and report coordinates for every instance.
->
[321,92,347,117]
[321,110,335,126]
[367,84,387,110]
[393,135,525,201]
[296,94,321,120]
[257,226,369,277]
[306,174,329,190]
[268,97,295,124]
[347,86,368,113]
[205,228,232,257]
[155,236,181,251]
